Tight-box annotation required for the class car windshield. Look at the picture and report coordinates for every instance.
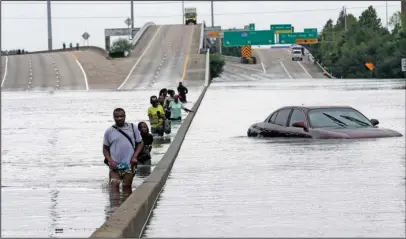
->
[308,108,372,128]
[292,50,301,54]
[185,13,196,18]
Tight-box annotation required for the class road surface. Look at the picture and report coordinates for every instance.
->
[254,48,325,79]
[1,52,86,91]
[118,24,205,90]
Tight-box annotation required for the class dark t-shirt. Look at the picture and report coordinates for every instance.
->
[141,133,154,152]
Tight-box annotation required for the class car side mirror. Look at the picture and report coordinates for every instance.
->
[370,118,379,126]
[292,121,309,132]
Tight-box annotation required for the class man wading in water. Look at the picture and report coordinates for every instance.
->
[103,108,144,193]
[177,82,188,103]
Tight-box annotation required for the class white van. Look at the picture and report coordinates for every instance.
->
[291,47,303,61]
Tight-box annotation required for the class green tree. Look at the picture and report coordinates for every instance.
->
[307,6,405,79]
[110,38,132,53]
[209,53,225,80]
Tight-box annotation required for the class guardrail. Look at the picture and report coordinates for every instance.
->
[315,61,336,79]
[131,22,155,48]
[205,48,210,86]
[299,44,336,79]
[198,21,205,54]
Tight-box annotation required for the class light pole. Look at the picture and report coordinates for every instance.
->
[211,0,214,27]
[47,0,53,50]
[182,1,184,24]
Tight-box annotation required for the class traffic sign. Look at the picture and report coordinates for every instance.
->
[125,17,132,26]
[82,32,90,40]
[224,30,275,47]
[249,23,255,31]
[279,32,318,44]
[401,58,406,72]
[207,31,220,37]
[295,39,318,44]
[365,62,375,71]
[304,28,318,33]
[271,24,292,34]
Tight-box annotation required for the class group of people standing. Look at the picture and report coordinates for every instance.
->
[102,82,192,191]
[148,82,193,137]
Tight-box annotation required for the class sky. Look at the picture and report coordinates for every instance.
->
[1,1,402,51]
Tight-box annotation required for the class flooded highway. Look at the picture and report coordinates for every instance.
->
[143,78,405,237]
[1,87,203,237]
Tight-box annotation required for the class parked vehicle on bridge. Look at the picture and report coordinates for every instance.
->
[291,45,303,61]
[247,106,403,139]
[184,7,197,25]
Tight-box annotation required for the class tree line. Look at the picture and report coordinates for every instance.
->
[305,6,406,79]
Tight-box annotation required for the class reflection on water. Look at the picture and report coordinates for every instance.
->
[144,79,405,238]
[1,88,203,237]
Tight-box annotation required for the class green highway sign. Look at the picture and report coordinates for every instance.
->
[223,30,275,47]
[304,28,318,33]
[270,24,292,31]
[249,23,255,31]
[279,32,318,44]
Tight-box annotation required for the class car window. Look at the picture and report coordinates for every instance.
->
[308,108,373,128]
[289,109,306,126]
[268,112,278,123]
[274,108,292,126]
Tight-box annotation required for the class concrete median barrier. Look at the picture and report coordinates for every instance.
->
[89,50,210,238]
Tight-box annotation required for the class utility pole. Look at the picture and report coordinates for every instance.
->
[402,0,406,14]
[47,0,53,50]
[131,0,134,39]
[210,0,214,27]
[344,6,348,31]
[386,1,389,29]
[182,1,184,24]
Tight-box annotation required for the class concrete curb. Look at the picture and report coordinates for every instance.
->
[131,22,155,50]
[89,51,210,239]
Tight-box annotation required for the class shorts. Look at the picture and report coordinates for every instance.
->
[110,164,137,177]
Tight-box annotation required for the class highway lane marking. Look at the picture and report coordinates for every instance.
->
[297,61,313,79]
[118,25,163,90]
[1,56,9,87]
[261,62,267,74]
[279,61,293,79]
[181,25,196,81]
[72,53,89,91]
[252,49,267,74]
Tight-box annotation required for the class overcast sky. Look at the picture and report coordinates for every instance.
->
[1,1,402,51]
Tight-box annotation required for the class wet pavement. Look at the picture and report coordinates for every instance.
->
[1,87,203,237]
[143,78,405,237]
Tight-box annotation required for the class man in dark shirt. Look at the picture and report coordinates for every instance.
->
[177,82,188,103]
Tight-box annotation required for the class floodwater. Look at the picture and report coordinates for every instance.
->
[143,78,405,237]
[1,87,203,237]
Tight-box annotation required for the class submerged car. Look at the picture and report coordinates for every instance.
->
[247,106,403,139]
